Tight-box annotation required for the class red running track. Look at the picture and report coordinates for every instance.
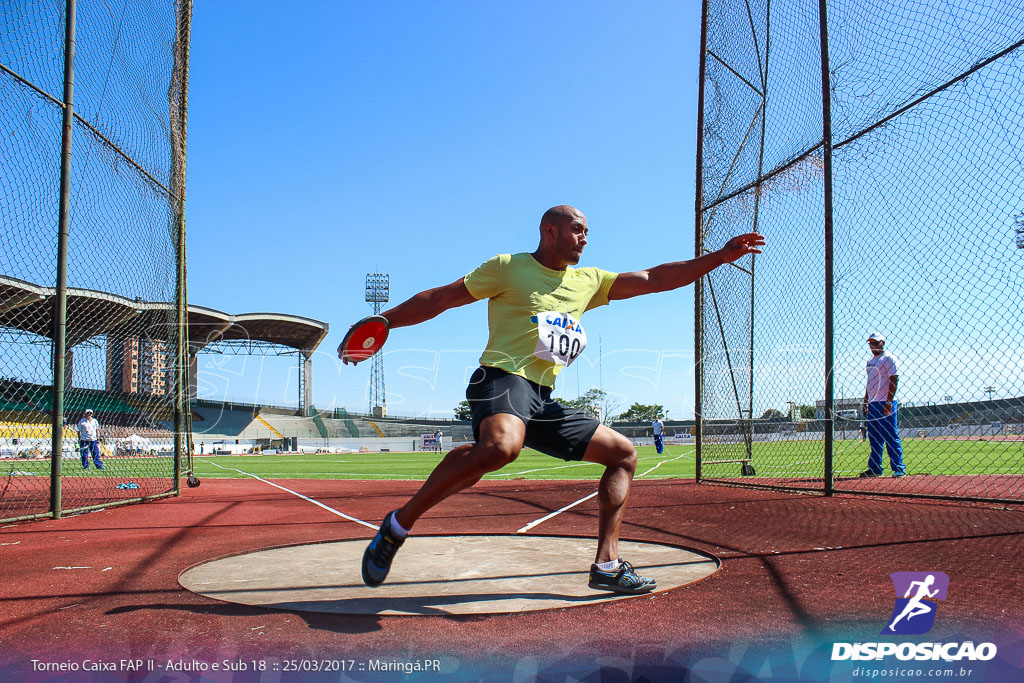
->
[1,478,1022,679]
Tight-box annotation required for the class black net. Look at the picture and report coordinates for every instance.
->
[697,0,1024,501]
[1,0,191,521]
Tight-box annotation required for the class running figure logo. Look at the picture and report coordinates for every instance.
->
[883,572,949,635]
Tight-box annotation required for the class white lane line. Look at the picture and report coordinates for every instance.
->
[637,448,693,477]
[516,491,598,534]
[486,462,595,477]
[515,446,695,534]
[196,472,436,479]
[205,460,378,530]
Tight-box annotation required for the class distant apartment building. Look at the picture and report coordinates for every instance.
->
[106,335,169,396]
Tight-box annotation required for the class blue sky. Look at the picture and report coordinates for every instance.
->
[185,1,703,419]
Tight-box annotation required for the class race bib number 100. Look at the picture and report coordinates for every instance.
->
[533,312,587,367]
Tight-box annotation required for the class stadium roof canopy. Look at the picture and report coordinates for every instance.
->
[0,274,329,354]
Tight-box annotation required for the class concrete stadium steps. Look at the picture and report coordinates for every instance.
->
[254,414,285,438]
[307,407,329,438]
[348,418,474,440]
[122,395,175,422]
[189,403,258,438]
[257,414,324,439]
[198,411,476,445]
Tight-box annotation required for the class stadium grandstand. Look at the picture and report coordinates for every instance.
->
[697,396,1024,444]
[0,378,171,459]
[0,291,328,461]
[186,399,475,455]
[179,394,1023,456]
[182,303,328,415]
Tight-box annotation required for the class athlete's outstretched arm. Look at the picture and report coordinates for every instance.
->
[608,232,764,301]
[381,277,476,329]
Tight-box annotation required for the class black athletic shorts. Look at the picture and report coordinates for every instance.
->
[465,365,601,461]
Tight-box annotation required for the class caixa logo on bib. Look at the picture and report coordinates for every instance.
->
[831,572,997,662]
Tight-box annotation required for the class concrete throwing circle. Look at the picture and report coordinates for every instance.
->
[179,535,719,616]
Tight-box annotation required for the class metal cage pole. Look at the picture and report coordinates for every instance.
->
[297,352,306,416]
[172,0,193,493]
[694,0,710,483]
[50,0,77,519]
[747,0,772,464]
[818,0,836,495]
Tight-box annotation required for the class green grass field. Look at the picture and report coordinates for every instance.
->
[700,438,1022,478]
[182,437,1020,482]
[6,438,1015,484]
[189,444,697,481]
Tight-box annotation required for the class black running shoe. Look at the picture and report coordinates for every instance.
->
[588,559,657,594]
[361,510,405,587]
[858,469,880,478]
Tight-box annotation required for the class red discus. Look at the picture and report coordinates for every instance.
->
[338,315,390,365]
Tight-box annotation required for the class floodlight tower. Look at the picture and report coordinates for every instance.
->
[366,273,389,416]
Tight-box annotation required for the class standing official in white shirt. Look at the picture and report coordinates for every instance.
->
[859,333,905,478]
[651,416,665,455]
[77,408,104,470]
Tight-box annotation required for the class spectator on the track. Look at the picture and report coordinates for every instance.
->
[77,409,104,470]
[859,333,905,478]
[355,204,763,595]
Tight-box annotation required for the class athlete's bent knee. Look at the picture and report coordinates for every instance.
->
[473,441,520,472]
[584,426,638,471]
[603,434,637,473]
[616,446,638,474]
[605,431,637,470]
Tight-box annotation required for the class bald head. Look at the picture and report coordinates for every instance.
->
[540,205,585,231]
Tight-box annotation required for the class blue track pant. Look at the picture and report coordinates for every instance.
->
[865,401,904,475]
[80,440,103,468]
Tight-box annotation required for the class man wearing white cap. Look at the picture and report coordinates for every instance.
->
[77,409,104,470]
[860,333,905,478]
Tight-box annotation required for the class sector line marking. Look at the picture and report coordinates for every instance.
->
[205,460,378,530]
[516,446,695,534]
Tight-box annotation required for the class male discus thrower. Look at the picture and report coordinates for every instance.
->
[338,315,390,365]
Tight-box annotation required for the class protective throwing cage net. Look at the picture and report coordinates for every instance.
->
[0,0,192,521]
[696,0,1024,502]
